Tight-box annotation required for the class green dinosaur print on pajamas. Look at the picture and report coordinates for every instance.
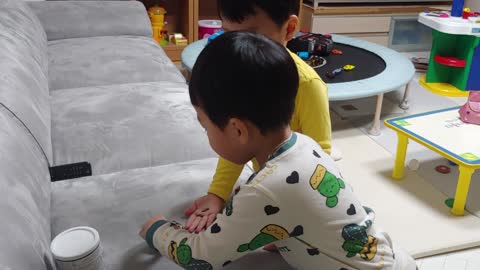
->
[168,238,213,270]
[309,164,345,208]
[341,224,378,261]
[237,224,291,252]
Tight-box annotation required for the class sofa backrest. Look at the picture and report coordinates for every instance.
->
[0,2,54,269]
[0,0,52,163]
[28,0,152,41]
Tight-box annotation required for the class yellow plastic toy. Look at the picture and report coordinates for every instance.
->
[148,6,167,44]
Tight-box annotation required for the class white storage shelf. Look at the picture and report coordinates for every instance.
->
[311,15,392,46]
[300,4,452,48]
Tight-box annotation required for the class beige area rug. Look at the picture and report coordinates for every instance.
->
[331,118,480,259]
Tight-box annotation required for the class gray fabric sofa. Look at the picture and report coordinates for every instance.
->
[0,1,292,269]
[28,0,216,175]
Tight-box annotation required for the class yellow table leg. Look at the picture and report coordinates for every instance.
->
[451,166,475,216]
[392,133,409,180]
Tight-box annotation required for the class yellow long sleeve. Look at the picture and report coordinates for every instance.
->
[208,51,332,201]
[291,79,331,154]
[208,158,244,201]
[289,51,331,155]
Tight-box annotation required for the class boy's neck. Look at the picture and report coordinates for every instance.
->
[255,127,292,169]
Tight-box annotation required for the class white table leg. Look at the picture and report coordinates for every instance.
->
[369,93,384,136]
[399,81,412,110]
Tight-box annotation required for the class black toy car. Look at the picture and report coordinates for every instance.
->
[287,31,334,56]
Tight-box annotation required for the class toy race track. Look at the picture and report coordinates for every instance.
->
[314,43,387,84]
[181,34,414,135]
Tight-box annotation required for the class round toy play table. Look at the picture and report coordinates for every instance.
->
[181,34,415,135]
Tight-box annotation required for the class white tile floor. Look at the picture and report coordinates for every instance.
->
[416,248,480,270]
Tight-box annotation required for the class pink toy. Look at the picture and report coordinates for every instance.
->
[459,91,480,124]
[198,20,222,39]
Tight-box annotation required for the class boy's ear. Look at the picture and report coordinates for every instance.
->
[284,15,299,42]
[228,118,250,145]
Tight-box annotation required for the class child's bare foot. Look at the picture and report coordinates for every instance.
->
[263,243,278,252]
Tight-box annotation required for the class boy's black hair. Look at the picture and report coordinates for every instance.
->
[217,0,300,27]
[189,31,299,134]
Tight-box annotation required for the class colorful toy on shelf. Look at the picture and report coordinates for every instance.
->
[418,0,480,96]
[148,6,167,44]
[169,33,188,46]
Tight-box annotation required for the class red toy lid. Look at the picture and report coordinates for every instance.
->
[435,165,451,174]
[434,55,466,68]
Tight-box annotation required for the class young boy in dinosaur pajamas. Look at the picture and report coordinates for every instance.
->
[140,32,417,270]
[183,0,333,232]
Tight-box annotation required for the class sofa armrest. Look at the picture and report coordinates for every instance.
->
[28,1,152,41]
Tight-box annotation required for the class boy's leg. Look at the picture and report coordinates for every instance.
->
[392,246,417,270]
[275,239,355,270]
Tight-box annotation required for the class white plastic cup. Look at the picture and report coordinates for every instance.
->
[465,0,480,12]
[51,226,104,270]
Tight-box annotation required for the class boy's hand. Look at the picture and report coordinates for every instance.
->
[184,193,225,233]
[139,215,167,239]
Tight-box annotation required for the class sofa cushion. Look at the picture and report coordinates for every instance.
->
[51,158,292,270]
[48,36,185,90]
[0,107,53,270]
[0,2,52,162]
[51,81,215,175]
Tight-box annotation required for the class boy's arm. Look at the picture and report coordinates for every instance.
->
[297,78,332,154]
[208,157,245,201]
[145,186,281,269]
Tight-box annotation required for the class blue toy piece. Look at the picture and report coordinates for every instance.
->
[207,30,224,44]
[451,0,465,17]
[297,51,309,60]
[467,45,480,90]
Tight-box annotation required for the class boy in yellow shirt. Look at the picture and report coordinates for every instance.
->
[184,0,332,232]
